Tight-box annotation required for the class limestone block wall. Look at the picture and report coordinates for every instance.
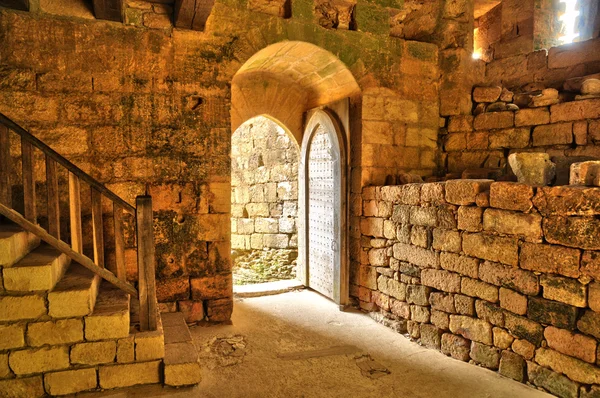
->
[231,117,299,252]
[358,180,600,396]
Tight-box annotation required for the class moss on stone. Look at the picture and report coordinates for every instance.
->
[354,1,390,36]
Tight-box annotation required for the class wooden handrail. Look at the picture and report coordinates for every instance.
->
[0,113,135,215]
[0,203,138,296]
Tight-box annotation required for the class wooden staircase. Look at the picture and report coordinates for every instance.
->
[0,113,201,396]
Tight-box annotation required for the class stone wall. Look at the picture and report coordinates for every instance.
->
[359,180,600,396]
[231,116,298,253]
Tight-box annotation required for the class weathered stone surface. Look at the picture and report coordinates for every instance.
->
[543,216,600,250]
[421,182,445,204]
[540,275,586,307]
[527,297,578,329]
[488,127,530,149]
[392,243,438,268]
[508,152,556,186]
[27,319,83,347]
[479,261,539,295]
[474,112,514,130]
[0,324,25,350]
[515,108,550,126]
[117,337,135,363]
[0,376,44,398]
[421,269,461,293]
[463,233,519,266]
[489,182,533,212]
[377,275,406,301]
[44,368,97,396]
[482,209,542,242]
[406,285,431,306]
[445,180,493,205]
[9,346,70,375]
[504,312,544,346]
[431,310,450,330]
[499,288,527,315]
[409,207,437,227]
[498,351,524,382]
[493,327,513,349]
[527,361,579,398]
[474,300,503,326]
[570,161,600,186]
[164,342,201,386]
[447,116,473,133]
[430,292,455,313]
[462,279,498,303]
[410,305,430,323]
[519,242,580,278]
[473,86,502,103]
[582,251,600,280]
[590,282,600,313]
[432,229,461,253]
[420,324,442,349]
[577,310,600,339]
[0,295,46,321]
[470,341,499,369]
[390,299,410,319]
[536,347,600,384]
[512,339,535,359]
[441,333,470,361]
[457,206,482,232]
[71,341,117,365]
[99,361,161,389]
[454,294,475,316]
[449,315,492,345]
[544,326,597,363]
[534,186,600,216]
[440,253,478,278]
[533,122,573,146]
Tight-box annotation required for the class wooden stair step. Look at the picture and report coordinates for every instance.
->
[162,312,201,387]
[48,264,101,319]
[0,223,39,268]
[84,283,130,341]
[3,244,70,292]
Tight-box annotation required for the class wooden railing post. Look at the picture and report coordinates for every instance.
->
[21,138,36,223]
[91,188,104,268]
[0,126,11,208]
[113,203,126,281]
[46,156,60,239]
[136,195,157,331]
[69,172,83,253]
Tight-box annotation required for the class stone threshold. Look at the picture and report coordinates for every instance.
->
[233,279,304,298]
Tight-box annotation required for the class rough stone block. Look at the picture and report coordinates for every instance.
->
[475,300,504,326]
[571,161,600,186]
[540,275,586,308]
[462,279,498,303]
[392,243,438,268]
[463,233,519,266]
[421,269,460,293]
[0,295,46,321]
[9,346,70,375]
[515,108,550,126]
[406,285,431,306]
[0,353,10,379]
[410,305,430,323]
[499,351,525,382]
[409,207,437,227]
[447,116,473,133]
[473,86,502,103]
[577,310,600,339]
[550,98,600,123]
[479,261,539,295]
[360,217,384,238]
[445,179,493,205]
[474,112,514,130]
[420,183,445,204]
[508,152,556,186]
[0,324,25,350]
[499,288,527,315]
[440,253,478,278]
[206,298,233,322]
[512,339,535,359]
[190,274,232,300]
[377,275,406,300]
[582,251,600,280]
[534,186,600,216]
[589,282,600,313]
[431,310,450,330]
[519,242,580,278]
[533,122,573,146]
[457,206,482,232]
[449,315,492,345]
[420,324,442,349]
[27,319,83,347]
[410,225,430,248]
[164,342,201,386]
[99,361,161,389]
[489,182,533,212]
[117,337,135,363]
[0,376,44,398]
[470,341,499,369]
[432,229,461,253]
[527,361,579,398]
[178,300,205,323]
[488,127,530,149]
[545,326,597,363]
[543,216,600,250]
[430,292,455,313]
[441,333,470,361]
[44,368,97,396]
[527,297,578,329]
[482,209,542,242]
[536,347,600,384]
[454,294,475,316]
[390,299,410,319]
[504,312,544,346]
[493,327,513,349]
[71,341,116,365]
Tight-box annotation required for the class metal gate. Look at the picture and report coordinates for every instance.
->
[307,124,338,300]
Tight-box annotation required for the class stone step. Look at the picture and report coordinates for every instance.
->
[84,283,130,341]
[3,244,70,292]
[162,312,201,387]
[0,223,40,268]
[48,264,101,318]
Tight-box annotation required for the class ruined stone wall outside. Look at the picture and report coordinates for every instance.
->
[231,117,299,252]
[359,180,600,396]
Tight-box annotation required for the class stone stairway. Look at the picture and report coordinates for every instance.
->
[0,221,201,396]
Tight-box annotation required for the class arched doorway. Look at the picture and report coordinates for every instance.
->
[298,109,348,306]
[230,41,359,307]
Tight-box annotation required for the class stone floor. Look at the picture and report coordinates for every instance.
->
[79,290,551,398]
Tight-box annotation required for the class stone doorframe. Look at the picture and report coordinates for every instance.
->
[297,105,350,308]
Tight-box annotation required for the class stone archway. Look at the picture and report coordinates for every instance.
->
[231,41,359,306]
